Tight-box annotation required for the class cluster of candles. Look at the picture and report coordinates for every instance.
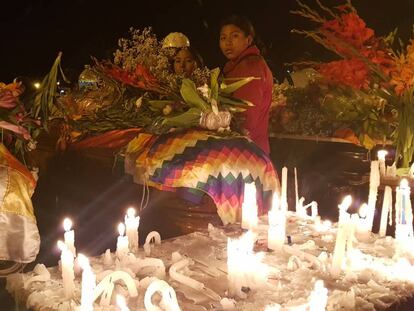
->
[57,208,145,310]
[53,148,413,310]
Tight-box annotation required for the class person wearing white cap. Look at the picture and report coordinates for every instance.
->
[162,32,190,49]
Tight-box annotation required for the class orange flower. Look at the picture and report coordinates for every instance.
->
[318,59,370,89]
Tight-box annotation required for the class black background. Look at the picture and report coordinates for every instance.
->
[2,0,414,82]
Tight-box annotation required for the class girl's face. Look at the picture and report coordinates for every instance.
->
[219,24,252,60]
[173,49,197,76]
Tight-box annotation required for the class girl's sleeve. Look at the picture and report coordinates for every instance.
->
[231,59,265,135]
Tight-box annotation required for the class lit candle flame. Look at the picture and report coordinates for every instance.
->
[127,207,136,217]
[63,218,72,232]
[359,203,368,218]
[118,223,125,236]
[341,195,352,208]
[377,150,388,161]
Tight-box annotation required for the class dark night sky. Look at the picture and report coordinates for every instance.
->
[2,0,414,83]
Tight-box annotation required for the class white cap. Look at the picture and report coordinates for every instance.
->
[162,32,190,48]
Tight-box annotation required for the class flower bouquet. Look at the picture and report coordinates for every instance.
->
[0,81,41,162]
[291,0,414,168]
[55,28,253,145]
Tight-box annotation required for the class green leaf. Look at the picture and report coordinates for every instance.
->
[148,100,175,112]
[180,79,209,111]
[220,77,256,94]
[218,94,253,107]
[162,108,202,128]
[210,68,220,102]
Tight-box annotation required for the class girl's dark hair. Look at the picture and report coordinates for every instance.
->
[186,46,204,68]
[171,46,204,69]
[219,14,256,41]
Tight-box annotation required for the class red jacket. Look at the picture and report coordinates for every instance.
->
[223,45,273,154]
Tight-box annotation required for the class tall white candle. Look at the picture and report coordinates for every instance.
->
[78,254,96,311]
[281,167,288,211]
[331,196,352,278]
[116,223,129,259]
[57,241,75,300]
[367,161,380,231]
[294,167,299,213]
[268,194,286,251]
[125,207,139,253]
[63,218,76,256]
[379,186,392,237]
[377,150,387,176]
[241,183,258,230]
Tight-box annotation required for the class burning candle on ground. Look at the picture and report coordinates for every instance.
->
[241,182,258,230]
[227,231,268,298]
[331,195,353,278]
[57,241,75,300]
[268,193,286,251]
[125,207,139,253]
[379,186,392,237]
[395,179,414,254]
[281,167,288,211]
[116,223,129,259]
[377,150,388,176]
[63,218,76,256]
[356,203,370,241]
[367,161,380,231]
[78,254,96,311]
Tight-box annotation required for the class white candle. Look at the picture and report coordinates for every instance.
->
[144,279,181,311]
[377,150,387,176]
[144,231,162,256]
[268,193,286,251]
[379,186,392,237]
[227,231,268,298]
[338,195,352,223]
[308,280,328,311]
[125,207,139,253]
[241,183,258,230]
[367,161,380,231]
[93,270,138,306]
[78,254,96,311]
[116,223,129,259]
[331,196,352,278]
[57,241,75,300]
[63,218,76,256]
[294,167,299,213]
[311,201,318,218]
[356,203,370,241]
[116,295,130,311]
[281,167,288,211]
[410,163,414,178]
[386,162,397,177]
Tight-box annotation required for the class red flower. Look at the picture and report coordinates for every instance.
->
[318,59,370,90]
[321,13,375,54]
[95,61,161,92]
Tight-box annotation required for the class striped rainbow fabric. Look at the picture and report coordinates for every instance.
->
[125,129,280,224]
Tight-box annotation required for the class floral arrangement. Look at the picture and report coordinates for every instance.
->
[56,28,253,145]
[0,81,41,162]
[290,0,414,167]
